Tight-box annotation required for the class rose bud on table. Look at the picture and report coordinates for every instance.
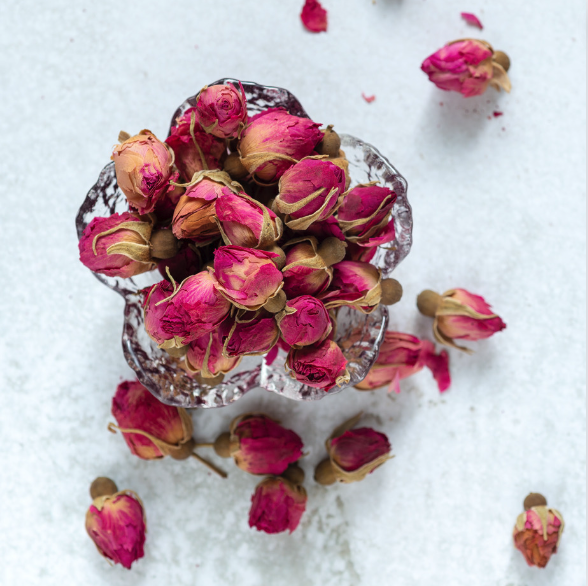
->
[195,82,247,139]
[315,413,392,485]
[355,331,451,393]
[417,288,506,352]
[513,493,565,568]
[157,245,201,283]
[238,108,323,183]
[79,212,154,278]
[85,477,146,569]
[277,295,332,348]
[221,310,280,356]
[421,39,511,97]
[112,130,173,213]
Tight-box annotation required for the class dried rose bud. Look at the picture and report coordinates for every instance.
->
[166,108,225,181]
[421,39,511,97]
[239,108,322,183]
[355,332,451,393]
[157,245,201,283]
[249,477,307,534]
[286,339,349,390]
[153,171,185,220]
[185,326,241,379]
[305,215,345,242]
[274,158,346,230]
[513,493,564,568]
[85,478,146,569]
[195,82,247,139]
[417,288,506,352]
[213,246,284,311]
[112,130,173,213]
[222,310,279,356]
[79,212,154,277]
[215,189,283,248]
[277,296,332,348]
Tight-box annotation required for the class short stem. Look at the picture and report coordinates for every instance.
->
[524,492,547,510]
[416,290,442,317]
[493,51,511,72]
[190,453,227,478]
[380,279,403,305]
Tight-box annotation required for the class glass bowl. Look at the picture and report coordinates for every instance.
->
[75,79,412,408]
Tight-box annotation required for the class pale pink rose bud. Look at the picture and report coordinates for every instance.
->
[195,82,247,139]
[166,108,225,181]
[185,326,241,379]
[286,339,349,390]
[213,246,284,311]
[111,130,173,213]
[278,295,332,348]
[239,108,323,183]
[275,158,346,230]
[421,39,511,97]
[79,212,154,278]
[417,288,506,352]
[222,310,279,356]
[157,245,201,283]
[513,494,565,568]
[355,331,451,393]
[249,477,307,534]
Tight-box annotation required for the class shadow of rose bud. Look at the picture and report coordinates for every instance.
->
[79,212,154,278]
[277,295,332,348]
[195,82,247,140]
[222,310,279,356]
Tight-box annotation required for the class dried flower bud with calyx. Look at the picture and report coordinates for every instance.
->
[513,493,564,568]
[157,245,201,283]
[222,309,280,356]
[149,228,179,260]
[277,295,332,348]
[316,125,341,158]
[195,82,248,139]
[185,325,242,380]
[223,152,249,180]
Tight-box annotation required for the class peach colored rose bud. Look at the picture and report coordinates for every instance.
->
[112,130,173,213]
[222,310,280,356]
[239,108,323,183]
[513,493,564,568]
[249,477,307,534]
[85,479,146,569]
[195,82,247,139]
[79,212,154,278]
[355,331,451,393]
[157,245,201,283]
[417,288,506,352]
[277,295,332,348]
[275,158,346,230]
[421,39,511,97]
[185,326,241,379]
[286,339,349,390]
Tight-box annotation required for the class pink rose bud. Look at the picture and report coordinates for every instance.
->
[278,295,332,348]
[513,493,565,568]
[215,188,283,248]
[229,413,304,475]
[85,478,146,569]
[157,245,201,283]
[355,332,451,393]
[249,477,307,534]
[222,310,280,356]
[305,215,346,242]
[213,246,284,311]
[195,82,248,139]
[275,158,346,230]
[112,130,173,213]
[286,339,349,390]
[345,241,377,263]
[421,39,511,97]
[185,325,241,379]
[239,108,323,183]
[166,108,225,181]
[79,212,154,278]
[417,288,506,352]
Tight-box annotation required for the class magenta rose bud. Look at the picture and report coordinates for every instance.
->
[239,108,323,183]
[79,212,154,278]
[331,428,391,473]
[158,245,201,283]
[111,130,173,213]
[185,326,241,379]
[286,339,349,390]
[249,477,307,534]
[195,82,247,139]
[222,310,279,356]
[278,296,332,348]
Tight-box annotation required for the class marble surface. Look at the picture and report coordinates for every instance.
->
[0,0,585,584]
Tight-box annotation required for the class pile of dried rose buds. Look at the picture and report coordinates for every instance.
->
[79,80,403,392]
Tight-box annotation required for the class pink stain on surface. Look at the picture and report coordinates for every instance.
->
[461,12,483,29]
[362,93,376,103]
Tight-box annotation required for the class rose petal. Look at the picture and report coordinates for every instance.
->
[461,12,483,29]
[301,0,327,33]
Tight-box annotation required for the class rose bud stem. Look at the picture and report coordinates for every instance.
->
[314,459,337,485]
[493,51,511,72]
[224,152,249,180]
[213,432,232,458]
[150,229,179,259]
[524,493,548,510]
[381,278,403,305]
[317,237,347,266]
[264,290,287,313]
[282,463,305,486]
[416,290,443,317]
[190,453,228,478]
[316,125,341,158]
[90,477,118,499]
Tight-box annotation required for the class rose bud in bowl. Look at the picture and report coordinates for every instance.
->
[157,245,201,283]
[277,295,332,348]
[195,82,247,139]
[221,310,280,357]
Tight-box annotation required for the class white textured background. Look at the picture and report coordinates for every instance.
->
[0,0,585,584]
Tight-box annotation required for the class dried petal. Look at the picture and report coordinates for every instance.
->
[300,0,327,33]
[461,12,483,29]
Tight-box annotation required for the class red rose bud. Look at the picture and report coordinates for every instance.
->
[185,326,241,379]
[417,288,506,352]
[229,413,304,475]
[239,108,323,183]
[166,108,225,181]
[286,339,349,390]
[275,158,346,230]
[112,130,173,213]
[513,493,564,568]
[222,310,280,356]
[355,332,451,393]
[79,212,154,278]
[421,39,511,97]
[278,295,332,348]
[158,245,201,283]
[195,82,247,139]
[249,477,307,534]
[85,478,146,569]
